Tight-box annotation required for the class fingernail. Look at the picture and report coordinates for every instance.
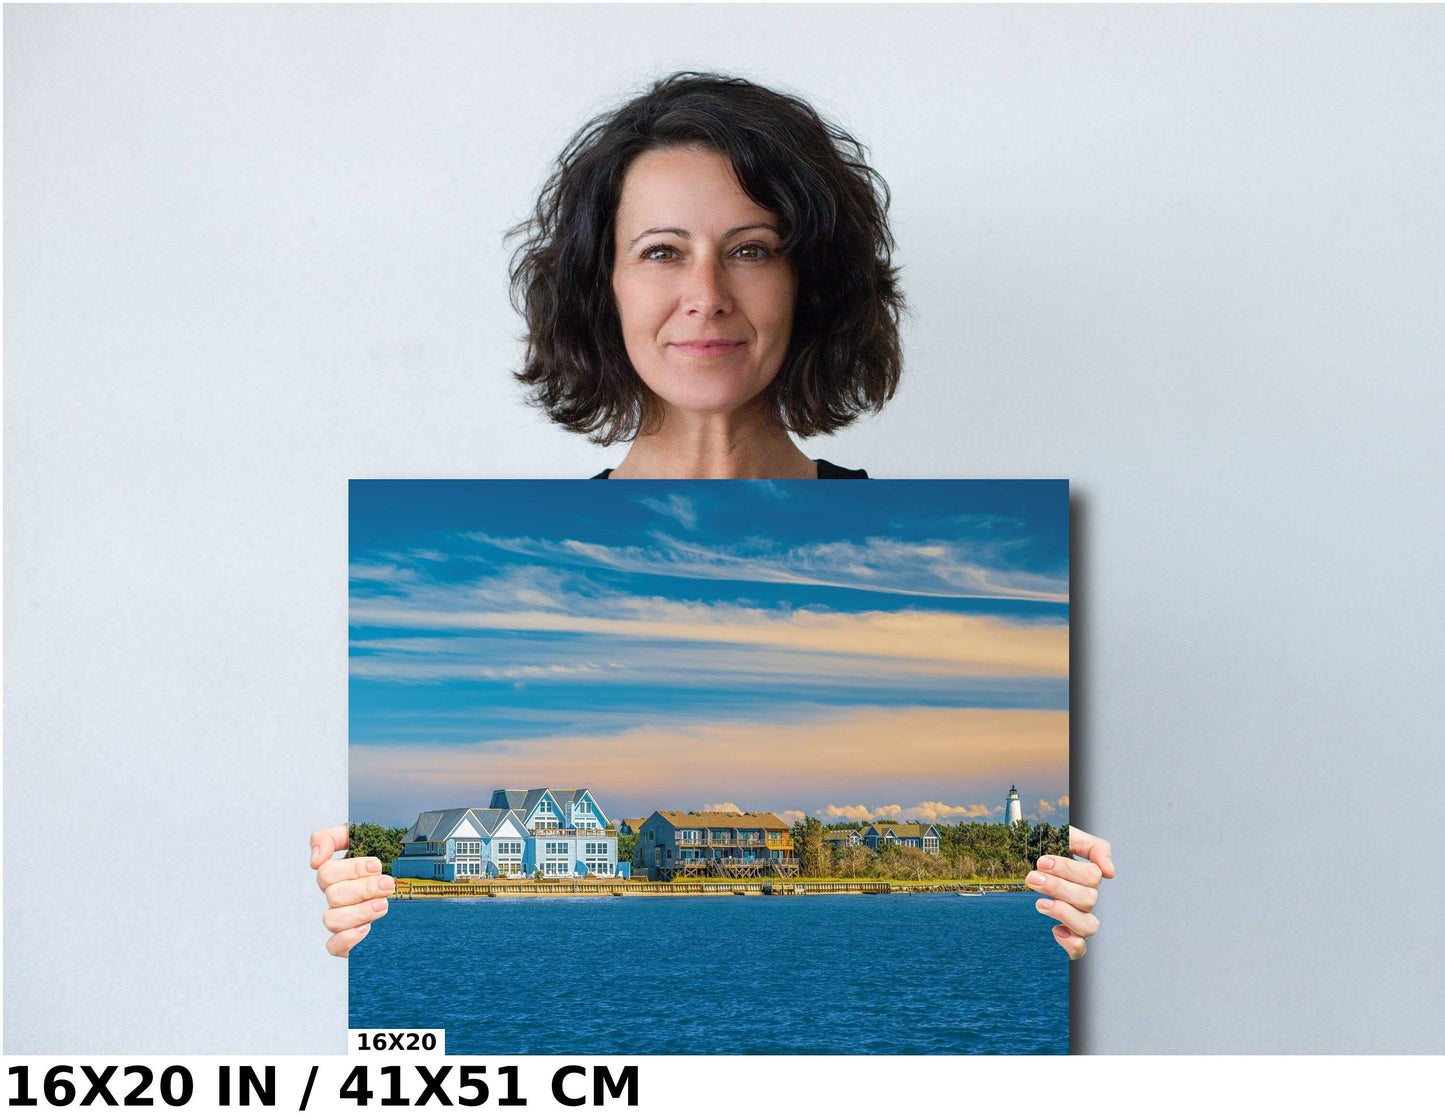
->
[1037,898,1053,912]
[366,859,381,873]
[379,876,395,891]
[371,898,389,913]
[1038,856,1055,870]
[1027,871,1047,886]
[311,846,321,863]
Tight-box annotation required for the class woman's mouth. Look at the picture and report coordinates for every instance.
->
[669,340,744,357]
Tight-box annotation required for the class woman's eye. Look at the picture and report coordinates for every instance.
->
[733,243,773,260]
[641,244,677,261]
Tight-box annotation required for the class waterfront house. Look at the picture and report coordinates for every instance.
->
[861,822,942,854]
[617,818,646,837]
[489,787,618,878]
[390,807,530,881]
[824,828,864,850]
[632,810,797,880]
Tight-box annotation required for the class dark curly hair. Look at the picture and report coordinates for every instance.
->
[508,72,904,445]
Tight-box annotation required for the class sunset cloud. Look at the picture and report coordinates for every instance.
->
[350,480,1070,827]
[350,600,1068,679]
[902,801,995,822]
[352,706,1068,822]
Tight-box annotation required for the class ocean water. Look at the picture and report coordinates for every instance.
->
[348,892,1068,1055]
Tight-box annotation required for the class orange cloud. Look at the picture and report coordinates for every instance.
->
[352,706,1068,813]
[901,801,994,821]
[350,603,1068,678]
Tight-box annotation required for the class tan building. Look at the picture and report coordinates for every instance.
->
[633,809,798,880]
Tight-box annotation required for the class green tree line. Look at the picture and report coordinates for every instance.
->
[788,817,1070,881]
[344,822,408,873]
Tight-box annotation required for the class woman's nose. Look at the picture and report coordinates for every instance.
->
[682,257,732,316]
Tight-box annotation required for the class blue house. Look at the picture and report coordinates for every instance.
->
[390,807,529,881]
[488,787,618,878]
[391,787,618,881]
[861,822,941,854]
[824,827,863,850]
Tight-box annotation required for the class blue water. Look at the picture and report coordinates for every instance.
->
[349,893,1067,1055]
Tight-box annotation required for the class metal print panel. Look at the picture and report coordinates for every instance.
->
[348,479,1069,1054]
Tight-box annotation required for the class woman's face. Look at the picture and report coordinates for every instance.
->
[611,146,797,420]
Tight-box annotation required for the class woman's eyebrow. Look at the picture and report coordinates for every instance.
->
[627,226,689,248]
[626,222,779,249]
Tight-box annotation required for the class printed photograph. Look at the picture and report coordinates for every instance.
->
[348,478,1070,1053]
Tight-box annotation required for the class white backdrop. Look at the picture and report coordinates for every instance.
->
[6,4,1444,1053]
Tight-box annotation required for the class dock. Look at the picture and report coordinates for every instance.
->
[390,879,1027,899]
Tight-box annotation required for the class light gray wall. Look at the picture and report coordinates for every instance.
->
[6,4,1443,1053]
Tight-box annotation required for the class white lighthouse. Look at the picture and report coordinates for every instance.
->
[1005,785,1022,826]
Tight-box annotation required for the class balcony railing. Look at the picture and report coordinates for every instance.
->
[531,827,616,838]
[682,856,799,867]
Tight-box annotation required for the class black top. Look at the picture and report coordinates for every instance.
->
[592,458,867,480]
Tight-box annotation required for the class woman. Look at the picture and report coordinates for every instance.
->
[313,72,1113,958]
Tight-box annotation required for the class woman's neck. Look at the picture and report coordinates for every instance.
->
[609,401,817,479]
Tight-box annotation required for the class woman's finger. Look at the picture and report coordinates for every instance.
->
[310,825,350,870]
[317,856,383,891]
[323,896,390,935]
[326,922,372,958]
[325,874,396,909]
[1052,925,1086,960]
[1068,827,1115,878]
[1035,853,1102,888]
[1034,894,1099,938]
[1026,867,1098,913]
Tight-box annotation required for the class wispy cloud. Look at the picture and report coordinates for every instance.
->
[461,533,1067,602]
[777,810,807,825]
[349,599,1068,679]
[350,563,418,584]
[638,494,698,529]
[701,802,745,813]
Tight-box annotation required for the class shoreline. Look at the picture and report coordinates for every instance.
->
[391,878,1028,899]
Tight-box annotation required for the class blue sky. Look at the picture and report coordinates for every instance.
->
[350,480,1069,828]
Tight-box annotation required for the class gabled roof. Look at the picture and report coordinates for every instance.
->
[824,829,859,841]
[520,788,562,821]
[653,809,791,829]
[860,821,940,840]
[402,807,522,843]
[489,787,610,827]
[890,822,941,839]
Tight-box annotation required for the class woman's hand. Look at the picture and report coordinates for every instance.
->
[1027,826,1115,960]
[310,824,395,957]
